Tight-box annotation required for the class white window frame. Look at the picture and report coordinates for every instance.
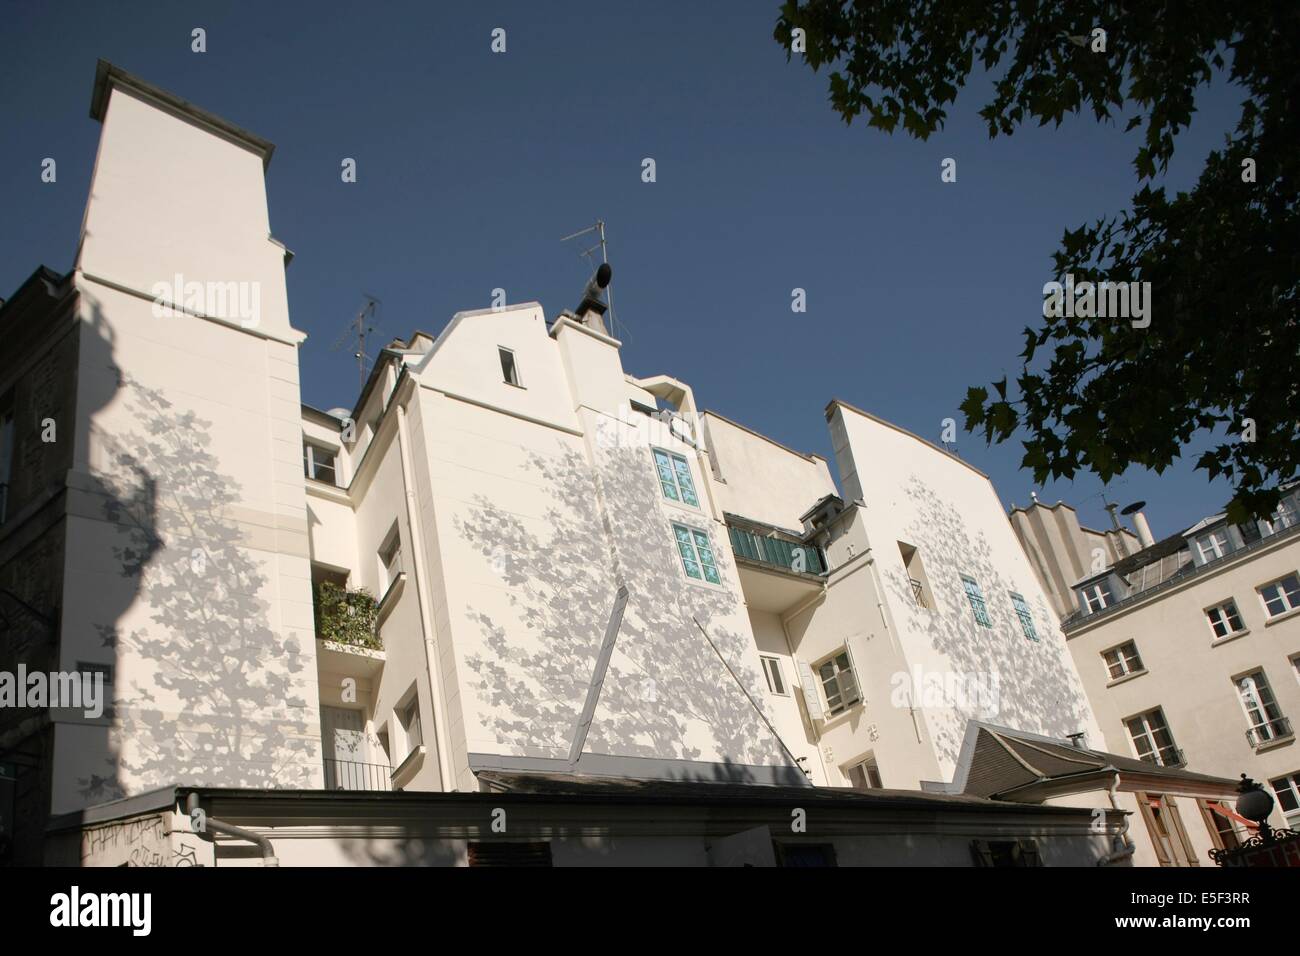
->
[1081,580,1113,613]
[1258,573,1300,618]
[395,690,422,759]
[1195,529,1230,562]
[671,522,721,586]
[846,754,882,791]
[1235,670,1288,744]
[303,441,339,486]
[815,648,860,717]
[378,522,402,593]
[760,655,788,696]
[1271,773,1300,824]
[652,447,700,509]
[1126,708,1179,766]
[1204,600,1245,639]
[1103,641,1144,681]
[498,346,522,387]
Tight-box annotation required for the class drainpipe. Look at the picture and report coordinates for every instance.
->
[185,793,277,866]
[1097,773,1137,865]
[395,391,456,792]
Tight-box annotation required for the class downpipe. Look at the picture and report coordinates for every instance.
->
[1097,773,1137,866]
[186,792,278,867]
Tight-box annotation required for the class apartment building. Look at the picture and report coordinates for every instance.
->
[1,60,1237,867]
[1013,490,1300,862]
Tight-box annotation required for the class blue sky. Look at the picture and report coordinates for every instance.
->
[1,1,1249,538]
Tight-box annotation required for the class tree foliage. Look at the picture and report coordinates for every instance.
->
[315,581,381,650]
[776,1,1299,520]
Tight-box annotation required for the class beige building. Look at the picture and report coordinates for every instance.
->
[1013,491,1300,862]
[1,61,1241,867]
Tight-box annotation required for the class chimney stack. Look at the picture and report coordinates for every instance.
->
[574,262,612,335]
[1122,501,1156,549]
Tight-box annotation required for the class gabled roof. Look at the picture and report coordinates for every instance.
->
[931,722,1236,801]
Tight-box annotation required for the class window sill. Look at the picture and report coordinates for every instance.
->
[502,380,527,390]
[1106,669,1148,689]
[1210,629,1250,647]
[1264,606,1300,627]
[375,572,407,630]
[391,744,426,789]
[1252,734,1295,754]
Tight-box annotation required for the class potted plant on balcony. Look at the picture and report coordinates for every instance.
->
[314,581,381,650]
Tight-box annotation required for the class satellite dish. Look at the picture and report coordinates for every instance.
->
[1120,501,1146,515]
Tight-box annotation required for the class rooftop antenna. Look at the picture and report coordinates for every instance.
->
[560,220,624,340]
[331,295,384,392]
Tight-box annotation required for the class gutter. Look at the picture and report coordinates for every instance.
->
[185,792,278,867]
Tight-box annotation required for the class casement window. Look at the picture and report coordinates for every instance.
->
[960,575,991,627]
[760,655,788,696]
[378,523,402,592]
[672,523,720,584]
[396,693,422,756]
[898,541,931,608]
[816,650,860,717]
[1103,641,1144,681]
[1195,529,1231,562]
[1126,708,1181,767]
[1259,502,1300,537]
[1009,592,1039,642]
[1198,800,1243,852]
[303,441,338,485]
[1205,600,1246,639]
[1236,670,1290,746]
[498,347,521,387]
[1271,773,1300,826]
[653,448,699,507]
[1259,574,1300,618]
[846,755,882,791]
[1137,793,1197,867]
[1081,580,1114,613]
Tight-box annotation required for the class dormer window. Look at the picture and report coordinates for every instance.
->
[1080,579,1115,613]
[1195,529,1230,562]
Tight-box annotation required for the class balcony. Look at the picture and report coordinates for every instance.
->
[1138,748,1186,769]
[726,514,826,614]
[323,757,392,791]
[1246,717,1294,750]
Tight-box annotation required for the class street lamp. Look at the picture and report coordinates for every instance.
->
[1234,774,1276,844]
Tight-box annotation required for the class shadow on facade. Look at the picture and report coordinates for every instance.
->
[74,297,317,807]
[884,476,1095,767]
[455,441,794,779]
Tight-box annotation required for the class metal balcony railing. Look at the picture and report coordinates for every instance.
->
[323,757,392,791]
[727,523,826,576]
[1138,747,1186,769]
[910,577,927,608]
[1246,717,1294,749]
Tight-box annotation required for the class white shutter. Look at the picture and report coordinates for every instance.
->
[842,639,862,706]
[796,658,825,721]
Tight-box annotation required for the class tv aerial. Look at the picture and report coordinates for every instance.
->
[560,220,625,341]
[331,295,385,392]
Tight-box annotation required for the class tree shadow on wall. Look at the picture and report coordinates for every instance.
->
[455,439,793,781]
[882,476,1096,770]
[76,303,316,804]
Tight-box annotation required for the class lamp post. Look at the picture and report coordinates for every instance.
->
[1234,773,1276,844]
